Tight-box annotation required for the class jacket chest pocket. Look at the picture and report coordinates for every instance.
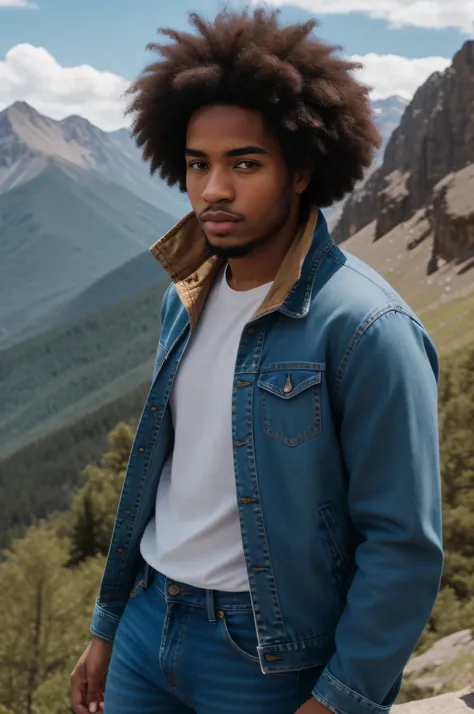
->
[257,364,324,447]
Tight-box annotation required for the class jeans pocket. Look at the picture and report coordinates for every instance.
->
[218,608,260,664]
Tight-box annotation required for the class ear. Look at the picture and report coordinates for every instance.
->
[294,169,312,195]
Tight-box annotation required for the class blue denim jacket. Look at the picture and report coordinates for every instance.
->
[91,207,443,714]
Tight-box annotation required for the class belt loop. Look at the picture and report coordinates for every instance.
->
[206,589,216,625]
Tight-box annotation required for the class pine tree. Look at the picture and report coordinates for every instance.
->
[0,525,104,713]
[69,422,134,564]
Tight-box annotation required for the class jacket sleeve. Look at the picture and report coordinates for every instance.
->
[90,602,123,642]
[312,309,444,714]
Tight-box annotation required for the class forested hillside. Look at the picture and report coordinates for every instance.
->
[0,380,149,548]
[0,278,168,462]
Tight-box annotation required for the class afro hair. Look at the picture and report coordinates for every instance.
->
[126,8,381,208]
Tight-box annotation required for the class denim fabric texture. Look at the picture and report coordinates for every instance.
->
[104,568,325,713]
[91,210,443,714]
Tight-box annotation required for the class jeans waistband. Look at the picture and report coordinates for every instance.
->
[149,568,253,624]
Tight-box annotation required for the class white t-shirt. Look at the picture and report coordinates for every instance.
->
[140,267,271,591]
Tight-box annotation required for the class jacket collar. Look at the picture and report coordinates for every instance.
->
[149,203,333,330]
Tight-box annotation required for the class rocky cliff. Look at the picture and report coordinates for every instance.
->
[428,163,474,271]
[332,40,474,273]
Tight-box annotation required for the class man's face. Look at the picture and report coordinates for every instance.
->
[185,104,308,258]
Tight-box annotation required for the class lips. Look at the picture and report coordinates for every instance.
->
[204,221,237,235]
[202,211,242,236]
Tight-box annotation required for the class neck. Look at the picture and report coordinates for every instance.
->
[226,203,303,292]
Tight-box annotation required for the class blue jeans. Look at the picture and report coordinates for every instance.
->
[104,570,324,713]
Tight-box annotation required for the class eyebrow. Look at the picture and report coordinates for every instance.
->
[185,145,270,158]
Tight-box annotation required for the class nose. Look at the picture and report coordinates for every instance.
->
[201,167,235,204]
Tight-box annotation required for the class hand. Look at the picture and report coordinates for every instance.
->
[71,636,113,713]
[295,697,334,714]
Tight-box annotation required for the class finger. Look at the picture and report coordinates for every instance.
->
[98,677,106,712]
[71,685,90,714]
[72,704,90,714]
[87,676,102,713]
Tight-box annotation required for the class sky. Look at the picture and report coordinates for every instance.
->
[0,0,472,131]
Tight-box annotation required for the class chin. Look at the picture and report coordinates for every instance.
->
[205,236,255,258]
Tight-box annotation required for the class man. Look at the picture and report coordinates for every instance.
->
[71,9,443,714]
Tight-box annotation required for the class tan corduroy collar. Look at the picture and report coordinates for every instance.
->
[149,204,319,330]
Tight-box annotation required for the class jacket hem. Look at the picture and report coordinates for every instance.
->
[257,635,334,673]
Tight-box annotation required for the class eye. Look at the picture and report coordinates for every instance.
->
[188,161,209,171]
[235,160,260,170]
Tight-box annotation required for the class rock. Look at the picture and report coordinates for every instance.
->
[394,689,474,712]
[331,166,382,243]
[405,630,474,678]
[430,164,474,267]
[333,40,474,255]
[401,630,474,699]
[375,170,411,240]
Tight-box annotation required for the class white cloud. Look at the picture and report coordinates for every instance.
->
[0,0,37,7]
[349,53,451,100]
[0,44,129,131]
[254,0,474,33]
[0,44,452,131]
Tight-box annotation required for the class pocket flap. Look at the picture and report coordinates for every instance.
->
[257,369,321,400]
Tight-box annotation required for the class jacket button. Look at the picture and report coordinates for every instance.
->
[235,440,247,447]
[151,406,157,412]
[217,610,225,619]
[168,584,180,596]
[138,447,145,453]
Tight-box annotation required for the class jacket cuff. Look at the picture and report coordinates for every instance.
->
[90,601,123,643]
[312,668,399,714]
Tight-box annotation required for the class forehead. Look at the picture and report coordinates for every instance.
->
[186,104,277,153]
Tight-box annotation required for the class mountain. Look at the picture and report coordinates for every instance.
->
[0,158,175,343]
[108,127,144,156]
[327,41,474,352]
[325,95,408,221]
[0,101,190,216]
[12,250,168,343]
[371,96,409,168]
[0,275,169,463]
[333,41,474,257]
[338,211,474,353]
